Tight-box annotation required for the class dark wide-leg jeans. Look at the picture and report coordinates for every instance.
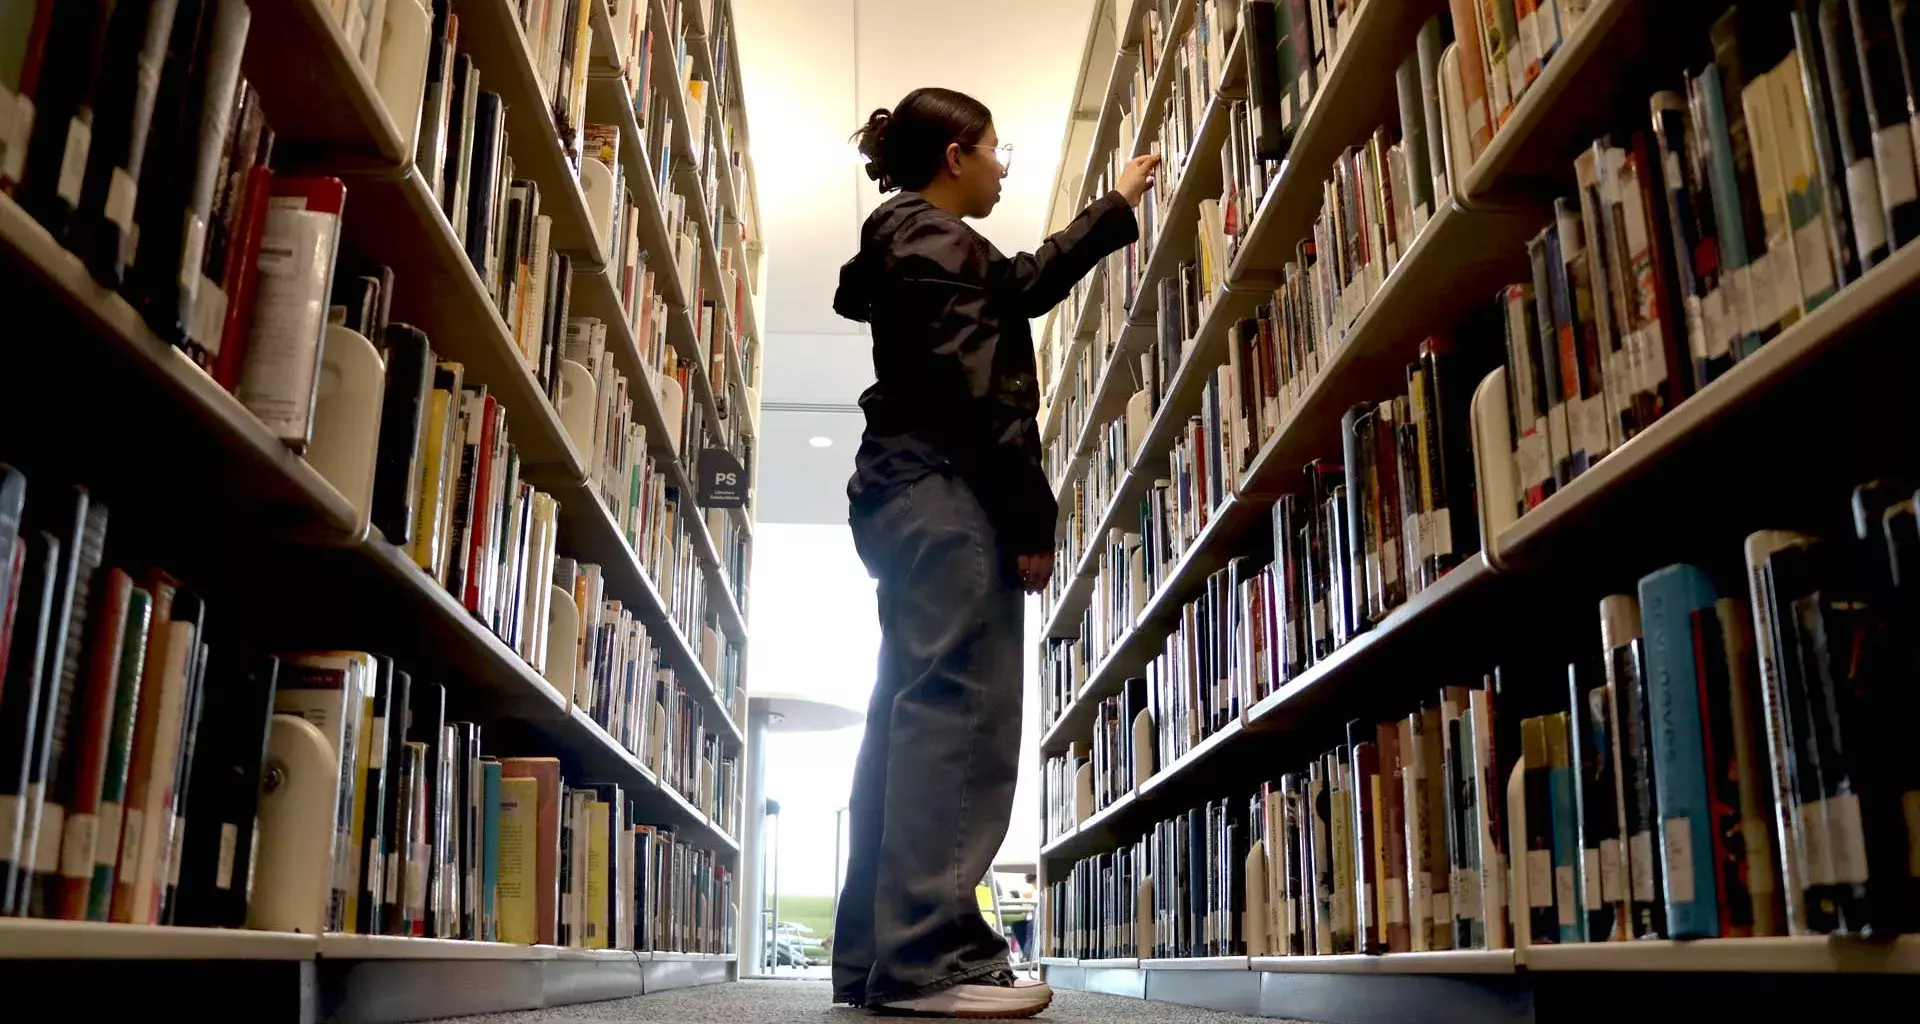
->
[833,470,1023,1006]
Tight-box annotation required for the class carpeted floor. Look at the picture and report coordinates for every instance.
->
[437,978,1286,1023]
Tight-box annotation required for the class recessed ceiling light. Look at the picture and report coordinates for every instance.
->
[809,436,833,448]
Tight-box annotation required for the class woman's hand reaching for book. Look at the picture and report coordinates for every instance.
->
[1116,154,1162,207]
[1018,551,1055,594]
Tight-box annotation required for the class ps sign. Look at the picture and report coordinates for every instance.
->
[697,448,749,508]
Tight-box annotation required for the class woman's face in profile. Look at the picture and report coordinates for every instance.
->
[956,123,1009,218]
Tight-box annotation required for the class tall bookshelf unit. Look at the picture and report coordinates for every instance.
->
[0,1,765,1020]
[1031,2,1920,1021]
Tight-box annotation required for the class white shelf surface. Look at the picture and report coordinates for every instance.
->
[1252,950,1516,975]
[0,920,316,960]
[1518,936,1920,974]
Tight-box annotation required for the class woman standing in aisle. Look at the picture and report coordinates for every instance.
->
[831,86,1159,1019]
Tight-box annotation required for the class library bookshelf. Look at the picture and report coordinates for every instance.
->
[1031,2,1920,1022]
[0,0,761,1020]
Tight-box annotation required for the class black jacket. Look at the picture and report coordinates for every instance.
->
[834,190,1139,557]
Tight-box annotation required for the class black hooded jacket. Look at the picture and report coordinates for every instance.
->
[833,190,1139,557]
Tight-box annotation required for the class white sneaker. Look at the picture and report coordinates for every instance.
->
[874,970,1054,1019]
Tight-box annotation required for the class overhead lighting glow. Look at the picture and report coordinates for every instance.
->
[809,436,834,448]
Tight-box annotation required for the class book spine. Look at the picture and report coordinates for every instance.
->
[1637,564,1723,938]
[235,179,347,448]
[1790,2,1861,291]
[1850,0,1920,248]
[87,586,153,920]
[1743,530,1815,935]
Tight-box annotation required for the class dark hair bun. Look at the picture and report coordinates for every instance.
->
[849,89,992,194]
[854,108,895,190]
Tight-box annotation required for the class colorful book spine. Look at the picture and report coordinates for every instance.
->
[1637,563,1724,938]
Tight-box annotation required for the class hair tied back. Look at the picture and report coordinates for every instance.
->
[856,107,896,190]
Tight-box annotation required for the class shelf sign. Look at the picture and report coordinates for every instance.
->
[698,448,749,508]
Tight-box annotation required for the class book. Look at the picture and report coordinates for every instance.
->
[14,3,117,239]
[20,488,106,918]
[1849,0,1920,249]
[482,758,500,941]
[235,177,348,449]
[1743,529,1818,935]
[83,582,153,920]
[497,772,537,943]
[159,622,211,924]
[501,756,561,944]
[1789,0,1861,290]
[1521,714,1557,943]
[129,0,251,348]
[1636,564,1723,938]
[275,652,372,933]
[1817,0,1892,270]
[0,527,59,916]
[415,0,453,202]
[377,668,412,933]
[172,651,279,929]
[44,567,135,920]
[70,2,180,286]
[1568,659,1626,941]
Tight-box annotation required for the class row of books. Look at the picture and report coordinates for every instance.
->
[1496,2,1920,520]
[1045,472,1920,958]
[1045,797,1248,959]
[0,470,733,949]
[549,554,737,832]
[1041,340,1482,808]
[1043,255,1134,510]
[1041,682,1155,843]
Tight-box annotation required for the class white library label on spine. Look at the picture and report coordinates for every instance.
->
[1599,837,1626,902]
[95,803,124,870]
[59,812,98,879]
[1874,124,1920,208]
[1582,848,1601,906]
[118,808,145,879]
[1528,849,1553,907]
[1630,830,1656,900]
[1803,797,1836,885]
[1661,817,1694,903]
[1827,792,1871,885]
[1846,158,1890,256]
[216,821,240,891]
[56,117,90,206]
[1555,864,1576,925]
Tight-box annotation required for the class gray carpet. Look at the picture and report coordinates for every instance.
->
[438,978,1288,1023]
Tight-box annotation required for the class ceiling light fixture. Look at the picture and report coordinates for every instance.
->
[809,436,834,448]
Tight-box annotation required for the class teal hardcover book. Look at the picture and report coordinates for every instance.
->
[482,759,501,942]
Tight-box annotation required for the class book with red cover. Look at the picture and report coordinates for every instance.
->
[210,163,274,391]
[0,0,57,195]
[107,571,179,922]
[500,756,562,945]
[464,395,500,614]
[50,568,137,919]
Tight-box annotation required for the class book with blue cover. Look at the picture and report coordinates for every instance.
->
[1637,563,1722,938]
[482,758,500,942]
[1545,711,1585,943]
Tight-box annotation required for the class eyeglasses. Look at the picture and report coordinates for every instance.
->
[966,142,1015,172]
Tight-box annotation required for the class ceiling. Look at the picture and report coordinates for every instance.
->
[734,0,1100,524]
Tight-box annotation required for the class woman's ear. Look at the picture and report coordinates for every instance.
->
[944,141,965,178]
